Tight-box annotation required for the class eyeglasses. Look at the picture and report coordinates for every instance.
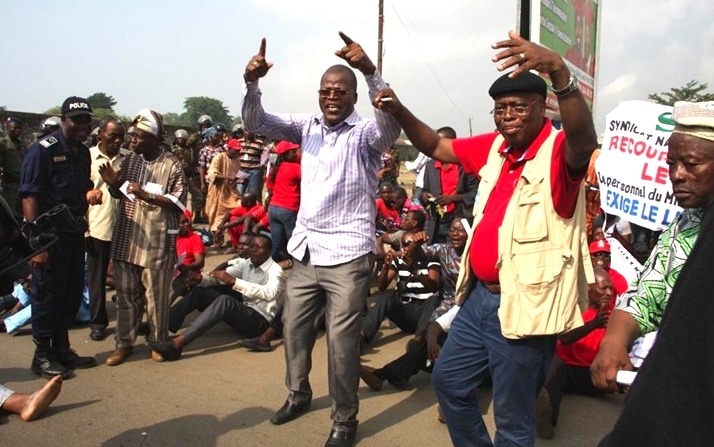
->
[449,227,467,233]
[591,252,611,259]
[490,99,542,117]
[317,89,354,99]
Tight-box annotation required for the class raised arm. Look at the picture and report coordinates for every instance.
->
[241,38,311,143]
[373,87,458,163]
[491,30,597,173]
[335,31,401,148]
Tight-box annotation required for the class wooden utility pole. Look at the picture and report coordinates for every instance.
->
[377,0,384,73]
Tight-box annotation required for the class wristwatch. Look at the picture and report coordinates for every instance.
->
[552,74,579,97]
[148,193,156,203]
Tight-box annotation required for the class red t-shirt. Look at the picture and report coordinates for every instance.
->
[452,120,584,282]
[176,232,205,273]
[376,198,400,227]
[555,307,606,367]
[608,267,629,301]
[435,161,459,214]
[230,204,267,222]
[266,161,301,211]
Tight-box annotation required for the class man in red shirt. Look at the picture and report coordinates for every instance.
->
[172,210,206,301]
[375,30,597,446]
[589,239,629,300]
[536,267,612,439]
[217,191,266,250]
[420,126,479,244]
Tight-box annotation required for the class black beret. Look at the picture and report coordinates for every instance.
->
[488,71,547,100]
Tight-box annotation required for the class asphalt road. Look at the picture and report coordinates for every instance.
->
[0,248,625,446]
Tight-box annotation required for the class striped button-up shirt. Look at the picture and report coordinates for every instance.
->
[110,150,187,270]
[242,70,401,266]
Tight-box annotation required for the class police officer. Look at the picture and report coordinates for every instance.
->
[186,115,212,223]
[19,96,101,379]
[38,116,61,139]
[0,117,27,212]
[172,129,204,219]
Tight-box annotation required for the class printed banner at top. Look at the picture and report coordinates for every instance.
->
[538,0,599,112]
[596,100,682,232]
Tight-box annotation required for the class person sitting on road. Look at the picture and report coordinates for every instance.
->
[375,182,399,235]
[359,218,469,390]
[148,233,285,361]
[536,267,613,439]
[361,231,441,346]
[376,209,426,259]
[216,192,266,252]
[171,210,206,302]
[588,239,628,302]
[1,376,62,422]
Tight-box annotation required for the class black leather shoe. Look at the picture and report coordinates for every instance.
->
[270,399,311,425]
[56,349,98,369]
[147,340,183,361]
[31,354,73,379]
[324,427,357,447]
[89,327,106,341]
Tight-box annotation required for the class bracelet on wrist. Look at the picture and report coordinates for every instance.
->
[552,74,579,97]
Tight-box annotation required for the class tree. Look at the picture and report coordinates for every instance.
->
[180,96,232,127]
[86,92,117,111]
[648,80,714,106]
[44,106,62,115]
[163,112,191,127]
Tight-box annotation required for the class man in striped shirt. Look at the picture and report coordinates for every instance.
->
[242,33,401,447]
[98,109,187,366]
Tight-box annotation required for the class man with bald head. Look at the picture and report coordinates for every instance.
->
[375,30,598,445]
[242,33,400,447]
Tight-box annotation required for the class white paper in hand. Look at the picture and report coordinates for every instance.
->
[616,370,638,386]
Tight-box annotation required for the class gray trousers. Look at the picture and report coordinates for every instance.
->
[283,251,373,427]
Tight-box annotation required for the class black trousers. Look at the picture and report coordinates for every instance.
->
[31,232,85,342]
[86,237,111,330]
[362,291,438,343]
[375,332,448,387]
[544,356,606,425]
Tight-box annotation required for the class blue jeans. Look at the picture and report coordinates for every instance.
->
[268,205,297,260]
[431,282,556,447]
[237,168,264,199]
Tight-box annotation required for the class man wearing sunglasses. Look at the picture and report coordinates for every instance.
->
[374,30,598,446]
[242,32,400,447]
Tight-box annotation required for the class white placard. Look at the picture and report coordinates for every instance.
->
[596,100,683,231]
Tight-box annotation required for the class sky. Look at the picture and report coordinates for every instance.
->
[1,0,712,137]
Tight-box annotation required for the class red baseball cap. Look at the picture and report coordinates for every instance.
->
[589,239,611,254]
[275,141,300,154]
[226,138,242,151]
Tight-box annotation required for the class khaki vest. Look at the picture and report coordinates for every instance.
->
[454,128,593,338]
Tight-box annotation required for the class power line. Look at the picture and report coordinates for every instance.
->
[388,3,469,121]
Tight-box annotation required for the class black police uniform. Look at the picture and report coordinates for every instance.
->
[19,129,95,377]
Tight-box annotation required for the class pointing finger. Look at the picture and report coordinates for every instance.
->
[339,31,354,45]
[258,37,267,57]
